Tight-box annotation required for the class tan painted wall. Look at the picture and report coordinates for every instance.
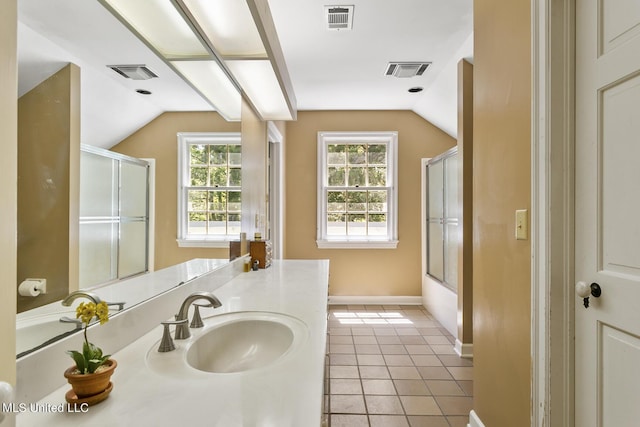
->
[0,0,17,387]
[285,111,455,296]
[457,59,473,345]
[473,0,532,425]
[17,63,81,313]
[111,112,241,270]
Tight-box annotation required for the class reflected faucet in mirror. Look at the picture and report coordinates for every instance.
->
[59,291,126,328]
[61,291,102,307]
[61,291,126,313]
[60,291,103,328]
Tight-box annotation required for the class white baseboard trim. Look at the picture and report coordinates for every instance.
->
[328,296,423,306]
[469,410,485,427]
[454,339,474,359]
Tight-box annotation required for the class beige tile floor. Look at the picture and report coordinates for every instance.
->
[325,305,473,427]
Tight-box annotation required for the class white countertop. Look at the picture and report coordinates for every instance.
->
[16,260,329,427]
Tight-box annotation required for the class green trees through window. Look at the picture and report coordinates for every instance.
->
[178,133,242,242]
[326,143,389,236]
[318,132,398,247]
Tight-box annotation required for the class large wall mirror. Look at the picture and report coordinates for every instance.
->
[15,0,235,357]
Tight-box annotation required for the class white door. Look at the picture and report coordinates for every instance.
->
[575,0,640,426]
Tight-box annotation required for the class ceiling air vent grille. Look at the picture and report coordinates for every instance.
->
[325,5,354,31]
[384,62,431,78]
[108,64,158,80]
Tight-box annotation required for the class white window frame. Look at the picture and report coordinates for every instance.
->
[177,132,241,248]
[317,131,399,249]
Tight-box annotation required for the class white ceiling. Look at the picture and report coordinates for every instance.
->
[17,0,473,148]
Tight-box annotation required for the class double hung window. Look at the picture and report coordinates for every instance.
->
[177,132,241,247]
[317,132,398,248]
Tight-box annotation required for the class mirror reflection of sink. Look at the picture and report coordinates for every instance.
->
[16,306,122,357]
[147,311,308,376]
[16,313,80,356]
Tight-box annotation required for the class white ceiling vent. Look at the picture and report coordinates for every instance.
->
[108,65,158,80]
[325,5,354,31]
[384,62,431,78]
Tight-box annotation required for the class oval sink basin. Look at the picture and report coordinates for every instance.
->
[187,318,294,373]
[147,311,308,377]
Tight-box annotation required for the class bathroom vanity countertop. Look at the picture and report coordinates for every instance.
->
[17,260,330,427]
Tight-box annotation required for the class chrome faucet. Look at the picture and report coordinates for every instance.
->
[174,292,222,340]
[61,291,102,306]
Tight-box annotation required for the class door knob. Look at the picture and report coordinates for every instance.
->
[576,281,602,308]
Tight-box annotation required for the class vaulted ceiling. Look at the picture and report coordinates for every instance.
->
[18,0,473,148]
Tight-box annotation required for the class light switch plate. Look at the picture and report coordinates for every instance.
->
[515,209,528,240]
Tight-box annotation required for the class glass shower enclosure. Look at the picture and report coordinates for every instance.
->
[79,145,150,289]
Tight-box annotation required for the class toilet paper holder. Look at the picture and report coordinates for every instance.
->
[18,278,47,297]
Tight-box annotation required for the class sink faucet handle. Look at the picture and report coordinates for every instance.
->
[190,302,213,328]
[105,301,126,311]
[158,319,188,353]
[59,316,83,330]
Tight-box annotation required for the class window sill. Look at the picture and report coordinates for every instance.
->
[316,239,399,249]
[176,238,231,248]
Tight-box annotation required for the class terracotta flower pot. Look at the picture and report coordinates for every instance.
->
[64,359,117,398]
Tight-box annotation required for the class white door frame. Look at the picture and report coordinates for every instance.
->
[531,0,575,426]
[142,158,156,272]
[267,122,284,260]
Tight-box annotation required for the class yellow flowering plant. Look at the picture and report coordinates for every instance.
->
[67,301,111,374]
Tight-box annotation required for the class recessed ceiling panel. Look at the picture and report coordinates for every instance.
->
[101,0,210,58]
[227,59,292,120]
[171,60,241,121]
[181,0,267,57]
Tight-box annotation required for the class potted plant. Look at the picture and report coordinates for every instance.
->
[64,301,116,404]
